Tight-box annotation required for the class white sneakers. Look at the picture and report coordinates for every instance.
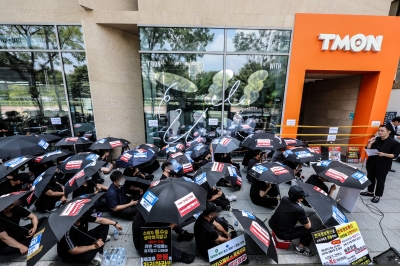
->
[91,252,102,265]
[106,235,111,242]
[226,195,237,202]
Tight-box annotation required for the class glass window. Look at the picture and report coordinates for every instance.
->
[57,26,85,50]
[226,29,291,53]
[139,27,224,52]
[0,51,71,135]
[61,52,95,138]
[0,25,58,50]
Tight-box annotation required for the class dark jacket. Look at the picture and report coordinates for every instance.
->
[367,136,400,171]
[385,122,399,138]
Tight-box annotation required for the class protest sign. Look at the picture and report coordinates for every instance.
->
[141,227,172,266]
[347,147,360,163]
[208,234,247,266]
[328,147,341,161]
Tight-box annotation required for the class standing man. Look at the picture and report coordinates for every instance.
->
[361,125,400,203]
[386,116,400,170]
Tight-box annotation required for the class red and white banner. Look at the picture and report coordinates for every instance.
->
[65,160,82,170]
[176,143,184,150]
[65,137,78,142]
[150,181,160,188]
[270,166,289,175]
[182,163,193,173]
[313,186,328,196]
[170,152,183,158]
[284,139,297,145]
[68,170,85,186]
[256,139,271,147]
[34,156,43,163]
[250,221,271,247]
[60,199,90,216]
[109,140,122,148]
[174,192,200,217]
[211,162,224,172]
[220,138,231,146]
[120,153,132,162]
[325,169,348,183]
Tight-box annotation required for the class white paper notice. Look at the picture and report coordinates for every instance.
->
[329,127,339,134]
[286,119,296,126]
[148,120,158,127]
[371,121,380,127]
[50,117,62,125]
[327,135,337,141]
[364,148,379,156]
[208,118,218,126]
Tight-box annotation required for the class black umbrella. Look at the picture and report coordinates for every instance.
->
[0,191,29,211]
[55,137,93,146]
[232,209,278,263]
[159,143,186,155]
[247,162,295,184]
[32,134,62,142]
[193,162,241,189]
[312,160,371,190]
[282,147,321,163]
[211,136,240,153]
[0,135,50,159]
[186,137,206,148]
[0,155,33,178]
[58,152,101,173]
[166,152,194,176]
[116,145,159,168]
[296,182,348,227]
[64,161,105,196]
[282,138,305,147]
[241,133,285,150]
[32,150,72,166]
[125,176,151,190]
[26,166,57,206]
[27,193,104,266]
[185,143,209,159]
[137,178,207,224]
[88,137,130,150]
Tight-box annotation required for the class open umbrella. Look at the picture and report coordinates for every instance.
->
[185,143,209,159]
[125,176,151,190]
[248,162,295,184]
[312,160,371,190]
[27,193,104,266]
[241,133,285,150]
[0,191,29,211]
[55,137,93,146]
[186,137,206,148]
[32,150,72,166]
[0,135,50,159]
[26,166,57,206]
[166,152,194,176]
[193,162,241,189]
[296,182,348,227]
[282,147,321,163]
[211,136,240,153]
[58,152,101,173]
[281,138,305,147]
[64,161,105,196]
[159,143,186,156]
[88,137,130,150]
[137,178,207,224]
[31,134,62,143]
[116,145,158,169]
[0,156,33,178]
[232,209,278,263]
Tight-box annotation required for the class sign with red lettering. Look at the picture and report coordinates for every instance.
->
[121,152,132,162]
[284,139,297,145]
[220,138,231,146]
[65,137,78,142]
[170,152,183,158]
[211,162,224,172]
[68,170,85,186]
[270,166,289,175]
[182,163,193,173]
[250,221,271,247]
[325,169,348,183]
[109,140,122,148]
[313,186,328,196]
[174,192,200,217]
[60,199,90,216]
[65,160,82,170]
[256,139,271,147]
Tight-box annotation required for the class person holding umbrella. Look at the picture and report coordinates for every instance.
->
[246,150,264,183]
[0,173,31,196]
[250,180,279,208]
[268,185,315,257]
[34,176,67,212]
[160,162,174,180]
[305,174,336,197]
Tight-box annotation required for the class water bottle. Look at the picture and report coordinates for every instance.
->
[55,201,62,208]
[113,228,119,240]
[234,220,238,226]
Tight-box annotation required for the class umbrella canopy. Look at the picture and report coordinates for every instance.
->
[281,138,305,147]
[232,209,278,263]
[228,123,254,133]
[0,135,50,159]
[32,150,72,166]
[125,176,151,190]
[282,147,321,163]
[31,134,62,142]
[116,145,159,168]
[0,191,29,212]
[159,143,186,155]
[88,137,130,150]
[27,193,104,266]
[296,182,348,227]
[166,152,194,176]
[312,160,371,190]
[58,152,101,173]
[0,156,33,178]
[64,161,105,196]
[137,178,207,224]
[211,136,240,153]
[247,162,295,184]
[193,162,241,189]
[186,137,206,147]
[241,132,285,151]
[55,137,93,146]
[185,143,209,159]
[73,123,95,133]
[26,166,57,206]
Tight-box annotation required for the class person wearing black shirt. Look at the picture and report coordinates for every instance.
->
[249,179,279,208]
[361,125,400,203]
[269,185,315,257]
[305,174,336,197]
[160,162,173,180]
[246,150,261,183]
[35,177,66,212]
[207,186,232,211]
[0,173,31,196]
[73,180,108,212]
[0,204,45,256]
[194,202,231,261]
[57,212,122,264]
[386,117,400,172]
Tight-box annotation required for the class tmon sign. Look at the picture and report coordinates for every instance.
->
[318,34,383,52]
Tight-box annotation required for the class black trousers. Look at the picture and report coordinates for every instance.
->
[0,217,46,256]
[212,194,230,210]
[60,224,109,263]
[250,196,278,208]
[111,205,138,220]
[367,165,389,197]
[274,226,315,247]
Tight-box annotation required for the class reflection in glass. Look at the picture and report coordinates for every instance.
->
[62,52,95,138]
[0,25,58,50]
[227,29,291,53]
[139,27,224,52]
[57,26,85,50]
[0,51,70,135]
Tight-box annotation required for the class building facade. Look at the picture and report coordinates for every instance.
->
[0,0,397,149]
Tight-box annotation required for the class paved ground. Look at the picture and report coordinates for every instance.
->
[2,160,400,265]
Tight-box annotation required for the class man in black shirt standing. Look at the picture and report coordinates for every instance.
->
[269,185,315,257]
[361,125,400,203]
[305,174,336,197]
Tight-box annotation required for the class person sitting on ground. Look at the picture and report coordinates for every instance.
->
[35,176,67,212]
[268,185,315,257]
[132,212,195,264]
[105,171,138,220]
[272,148,297,169]
[57,211,122,265]
[160,162,177,180]
[194,202,231,261]
[123,167,154,181]
[305,174,336,197]
[72,180,108,212]
[0,173,30,196]
[193,153,211,171]
[206,186,235,211]
[250,180,279,208]
[246,150,263,183]
[0,203,46,256]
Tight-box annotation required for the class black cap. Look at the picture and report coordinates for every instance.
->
[205,202,222,213]
[288,185,309,201]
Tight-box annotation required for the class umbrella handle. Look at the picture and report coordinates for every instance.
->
[73,226,97,241]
